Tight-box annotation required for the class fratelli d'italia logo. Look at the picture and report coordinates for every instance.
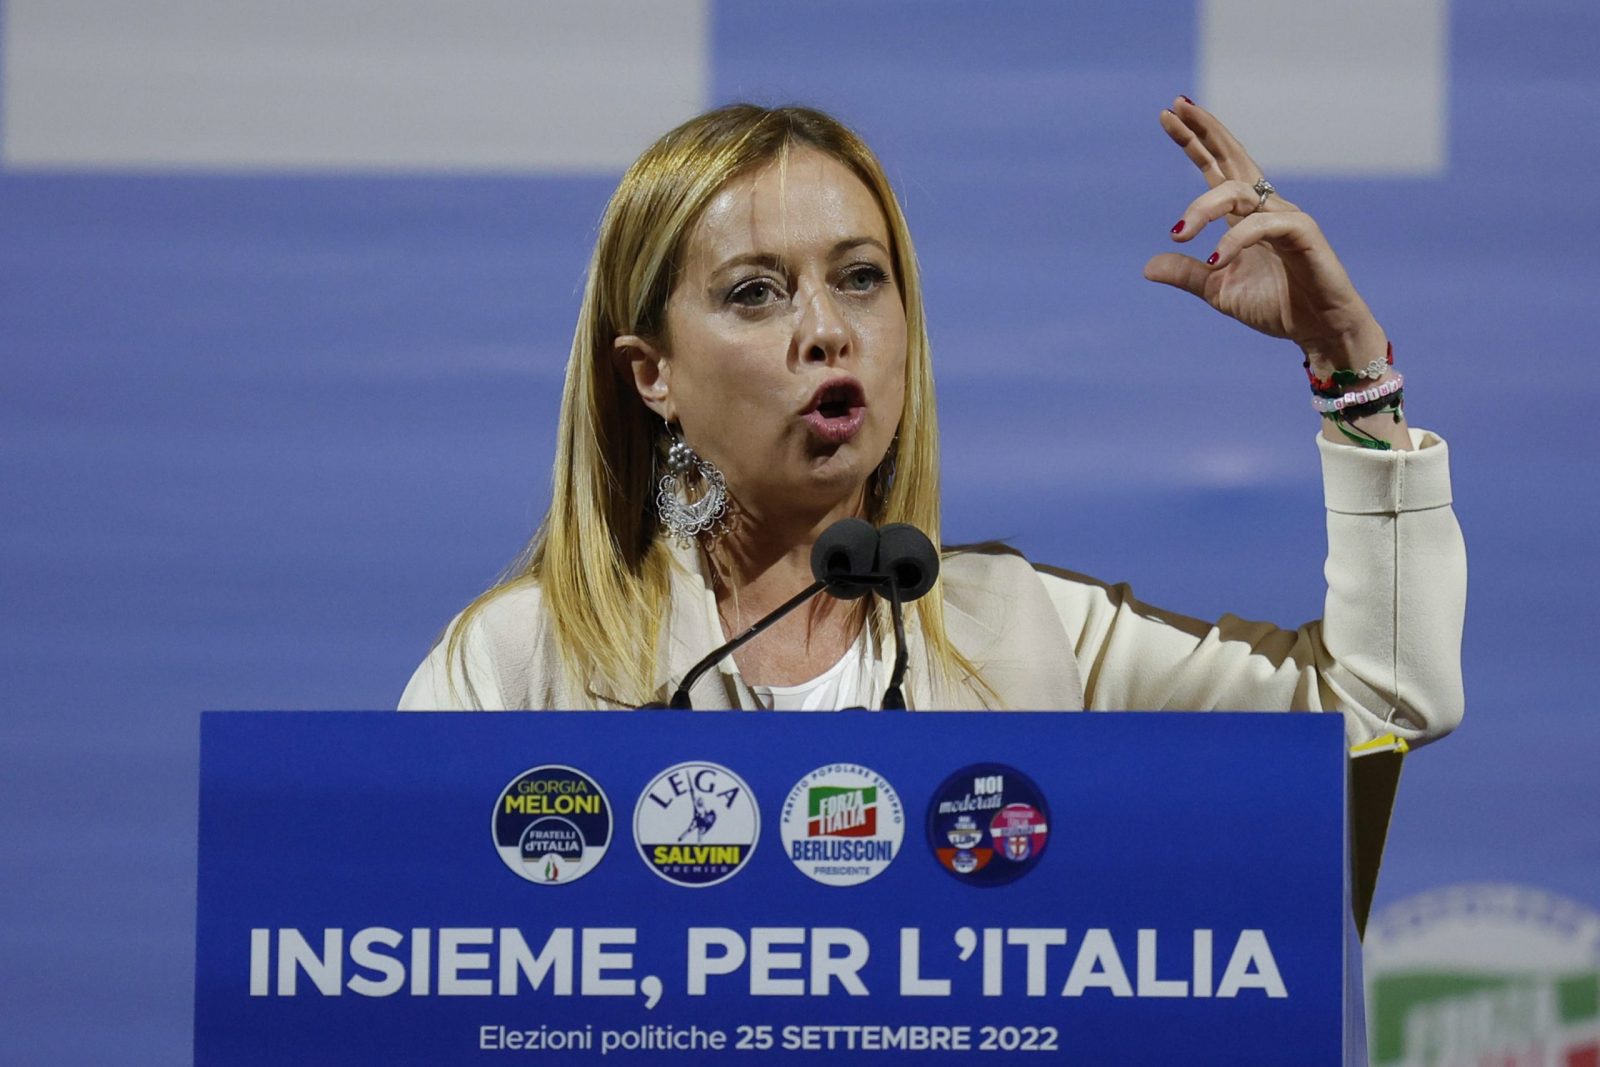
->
[926,762,1050,887]
[780,763,904,887]
[634,762,759,888]
[491,765,612,885]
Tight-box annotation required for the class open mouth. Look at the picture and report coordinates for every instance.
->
[802,378,868,444]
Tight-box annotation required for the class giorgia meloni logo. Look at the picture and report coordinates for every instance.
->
[634,761,759,888]
[491,765,612,885]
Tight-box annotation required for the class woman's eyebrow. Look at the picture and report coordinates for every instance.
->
[831,236,890,258]
[710,237,890,278]
[710,252,785,276]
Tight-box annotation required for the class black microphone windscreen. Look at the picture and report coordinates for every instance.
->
[876,523,940,602]
[810,517,879,600]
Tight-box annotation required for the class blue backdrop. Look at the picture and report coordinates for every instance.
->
[2,2,1595,1062]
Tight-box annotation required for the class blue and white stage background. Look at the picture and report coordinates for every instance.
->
[2,1,1595,1062]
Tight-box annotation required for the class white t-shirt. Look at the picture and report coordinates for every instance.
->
[742,630,877,711]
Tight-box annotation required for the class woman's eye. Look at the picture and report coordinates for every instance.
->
[841,264,889,292]
[728,279,783,307]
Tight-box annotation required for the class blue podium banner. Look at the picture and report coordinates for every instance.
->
[195,711,1347,1065]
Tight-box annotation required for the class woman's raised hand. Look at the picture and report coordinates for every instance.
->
[1143,97,1387,371]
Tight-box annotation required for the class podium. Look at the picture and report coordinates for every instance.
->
[196,710,1352,1064]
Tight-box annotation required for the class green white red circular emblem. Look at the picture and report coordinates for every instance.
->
[780,763,904,887]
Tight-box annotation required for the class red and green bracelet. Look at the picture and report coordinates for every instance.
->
[1305,342,1404,450]
[1304,341,1394,398]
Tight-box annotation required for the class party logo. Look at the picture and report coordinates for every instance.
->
[926,763,1050,886]
[492,764,612,885]
[634,762,759,888]
[780,763,904,887]
[1364,883,1600,1066]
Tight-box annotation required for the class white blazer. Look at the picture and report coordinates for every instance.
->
[401,431,1465,748]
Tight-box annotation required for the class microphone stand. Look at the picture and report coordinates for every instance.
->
[668,579,827,709]
[881,577,910,710]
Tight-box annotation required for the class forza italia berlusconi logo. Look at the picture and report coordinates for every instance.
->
[634,762,759,887]
[492,765,613,885]
[780,763,904,886]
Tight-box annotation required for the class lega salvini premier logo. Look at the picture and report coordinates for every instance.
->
[634,762,761,888]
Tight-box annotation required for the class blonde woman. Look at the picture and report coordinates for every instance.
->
[400,102,1464,745]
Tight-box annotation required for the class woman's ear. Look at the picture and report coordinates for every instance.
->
[612,335,675,422]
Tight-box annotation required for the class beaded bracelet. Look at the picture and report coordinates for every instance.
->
[1311,372,1404,414]
[1305,341,1394,397]
[1337,390,1405,422]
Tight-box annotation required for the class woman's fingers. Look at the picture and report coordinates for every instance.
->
[1168,181,1243,238]
[1169,179,1302,239]
[1142,251,1214,299]
[1170,97,1265,186]
[1151,103,1376,345]
[1202,209,1326,270]
[1159,107,1226,188]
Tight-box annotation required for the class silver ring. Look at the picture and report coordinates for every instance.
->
[1252,176,1276,211]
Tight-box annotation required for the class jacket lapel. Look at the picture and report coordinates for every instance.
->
[906,565,1085,712]
[904,596,1000,710]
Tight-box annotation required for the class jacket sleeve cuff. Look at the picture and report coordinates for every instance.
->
[1319,428,1453,515]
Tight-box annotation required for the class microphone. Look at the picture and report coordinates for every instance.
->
[666,518,880,709]
[874,523,940,710]
[810,517,879,600]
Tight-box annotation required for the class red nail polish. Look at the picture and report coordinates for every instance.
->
[1170,219,1186,235]
[1206,252,1219,265]
[1181,95,1195,105]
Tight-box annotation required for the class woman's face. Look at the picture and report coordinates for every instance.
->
[622,147,908,525]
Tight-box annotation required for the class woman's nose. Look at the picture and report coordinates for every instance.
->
[796,289,850,364]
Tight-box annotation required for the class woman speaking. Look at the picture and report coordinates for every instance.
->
[400,100,1464,744]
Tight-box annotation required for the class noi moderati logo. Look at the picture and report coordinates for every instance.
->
[1363,883,1600,1067]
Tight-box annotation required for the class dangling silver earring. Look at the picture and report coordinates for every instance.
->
[655,426,730,548]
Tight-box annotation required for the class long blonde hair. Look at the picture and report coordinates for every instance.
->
[450,103,965,704]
